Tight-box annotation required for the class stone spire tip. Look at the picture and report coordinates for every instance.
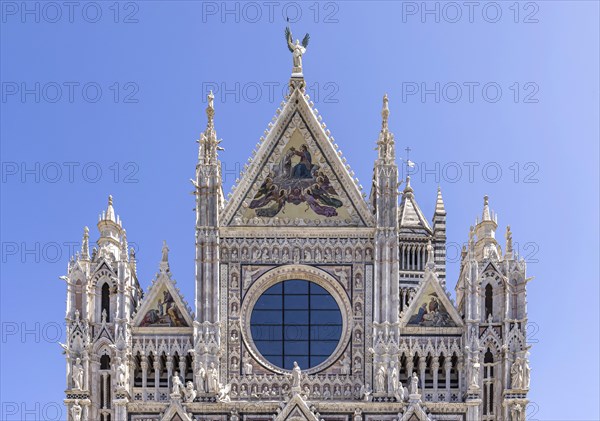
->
[482,195,491,221]
[435,186,446,214]
[105,195,116,222]
[403,175,413,194]
[381,94,390,130]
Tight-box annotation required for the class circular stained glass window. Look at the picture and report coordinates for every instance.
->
[250,280,343,370]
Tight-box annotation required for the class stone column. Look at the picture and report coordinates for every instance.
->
[66,280,75,318]
[113,398,128,421]
[444,358,452,401]
[101,372,109,409]
[166,355,173,392]
[153,359,160,401]
[419,356,427,392]
[179,357,187,384]
[82,353,90,392]
[90,360,100,421]
[458,359,464,393]
[141,356,148,401]
[431,357,439,400]
[406,357,414,384]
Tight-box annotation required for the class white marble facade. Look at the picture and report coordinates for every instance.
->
[61,41,532,421]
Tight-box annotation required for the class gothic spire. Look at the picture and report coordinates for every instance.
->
[381,93,390,131]
[105,195,116,222]
[505,225,513,255]
[435,187,446,215]
[474,195,500,259]
[376,94,395,163]
[482,195,491,221]
[120,230,129,262]
[97,195,124,257]
[81,226,89,260]
[199,91,223,165]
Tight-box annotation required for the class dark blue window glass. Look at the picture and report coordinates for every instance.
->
[250,280,342,370]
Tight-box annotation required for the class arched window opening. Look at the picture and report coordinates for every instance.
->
[74,280,83,313]
[438,355,446,389]
[399,354,408,381]
[186,354,194,380]
[424,354,434,388]
[100,354,111,370]
[134,353,142,387]
[101,283,110,322]
[485,284,493,320]
[99,352,112,420]
[159,353,168,387]
[483,348,495,419]
[147,354,156,387]
[450,354,459,388]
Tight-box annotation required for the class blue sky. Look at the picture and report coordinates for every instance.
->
[1,1,599,419]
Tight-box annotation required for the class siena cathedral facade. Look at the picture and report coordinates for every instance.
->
[61,35,533,421]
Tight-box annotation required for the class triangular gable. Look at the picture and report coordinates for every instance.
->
[399,402,432,421]
[222,87,374,227]
[159,399,193,421]
[275,393,318,421]
[399,189,432,234]
[401,270,463,329]
[133,272,193,329]
[481,261,502,277]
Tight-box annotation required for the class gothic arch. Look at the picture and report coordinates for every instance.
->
[481,272,504,322]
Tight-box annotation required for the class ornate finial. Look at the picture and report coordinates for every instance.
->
[161,240,169,262]
[403,175,413,194]
[506,225,513,254]
[285,26,309,77]
[376,94,395,162]
[435,186,446,215]
[104,195,116,222]
[81,226,90,259]
[206,91,215,129]
[468,225,475,251]
[198,91,223,165]
[381,94,389,130]
[482,195,491,221]
[120,230,129,261]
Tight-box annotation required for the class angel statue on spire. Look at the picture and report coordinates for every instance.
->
[285,26,310,76]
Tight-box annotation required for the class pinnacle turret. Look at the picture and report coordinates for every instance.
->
[435,187,446,215]
[100,195,117,223]
[198,91,223,165]
[376,94,395,163]
[474,195,500,260]
[482,195,491,221]
[81,226,90,260]
[97,195,125,258]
